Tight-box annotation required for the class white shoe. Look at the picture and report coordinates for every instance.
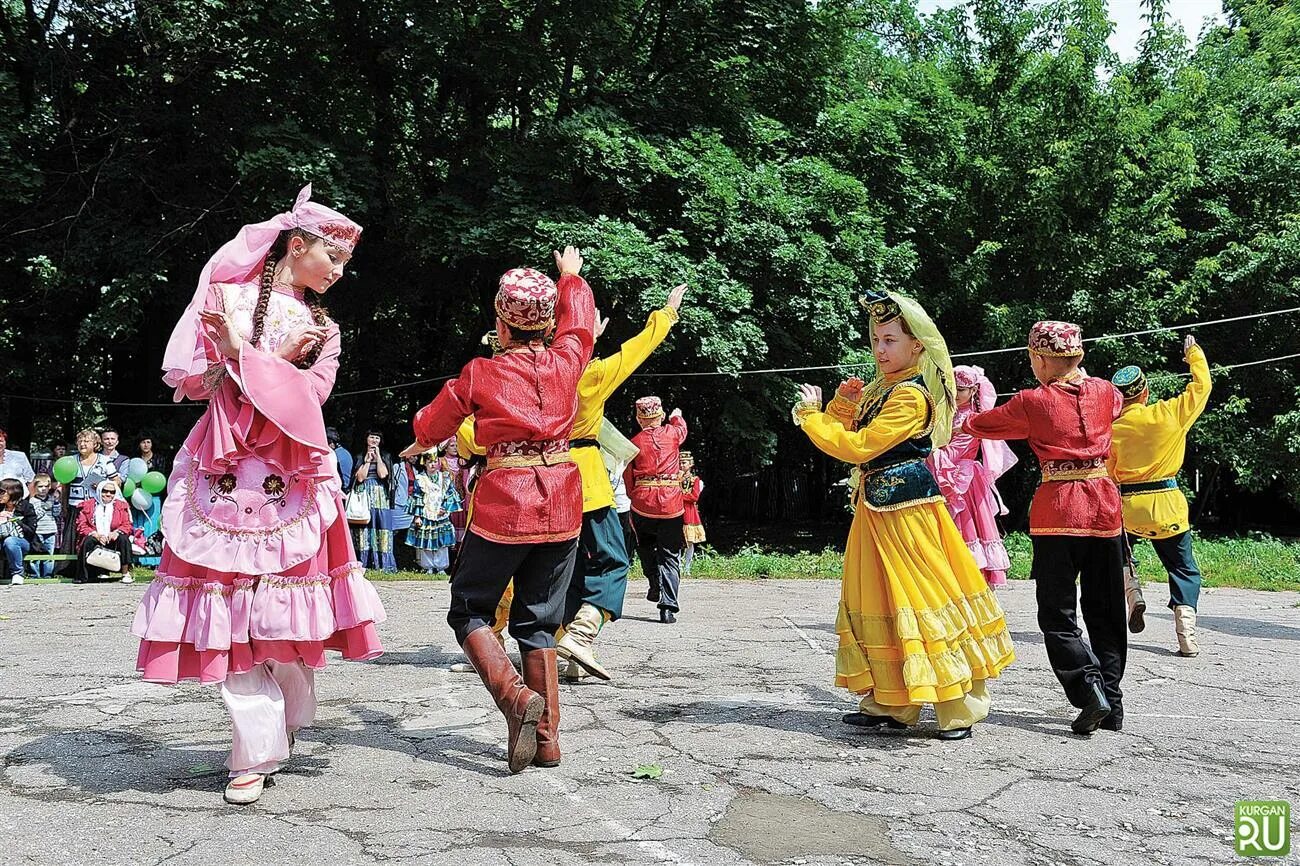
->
[10,574,24,586]
[223,773,268,805]
[119,573,134,584]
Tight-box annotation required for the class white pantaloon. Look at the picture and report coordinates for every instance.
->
[220,659,317,777]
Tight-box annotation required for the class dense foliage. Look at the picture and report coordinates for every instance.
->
[2,0,1297,529]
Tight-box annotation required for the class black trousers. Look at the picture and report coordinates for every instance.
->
[1031,534,1127,713]
[633,513,683,613]
[447,531,577,651]
[77,534,133,582]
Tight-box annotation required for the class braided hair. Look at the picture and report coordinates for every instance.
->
[249,229,334,369]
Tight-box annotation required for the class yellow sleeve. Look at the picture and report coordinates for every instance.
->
[456,416,485,457]
[590,307,678,402]
[798,386,927,464]
[825,392,859,426]
[1168,344,1212,431]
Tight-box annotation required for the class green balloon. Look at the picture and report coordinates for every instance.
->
[141,471,167,494]
[122,478,136,498]
[52,455,78,484]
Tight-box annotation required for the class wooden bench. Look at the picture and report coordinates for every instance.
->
[22,554,78,563]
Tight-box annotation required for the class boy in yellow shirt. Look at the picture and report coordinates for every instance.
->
[1107,335,1212,657]
[555,284,686,678]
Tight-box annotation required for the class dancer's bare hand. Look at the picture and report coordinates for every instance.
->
[398,441,425,459]
[277,325,329,362]
[798,383,823,405]
[835,376,864,403]
[594,310,610,339]
[1184,334,1197,355]
[199,309,244,359]
[666,283,687,312]
[670,407,684,420]
[554,246,583,277]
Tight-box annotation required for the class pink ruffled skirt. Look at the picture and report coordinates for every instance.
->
[937,461,1011,588]
[132,508,386,685]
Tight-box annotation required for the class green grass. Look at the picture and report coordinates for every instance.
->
[15,533,1298,592]
[678,532,1300,592]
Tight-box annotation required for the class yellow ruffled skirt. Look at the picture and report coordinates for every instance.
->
[836,500,1015,707]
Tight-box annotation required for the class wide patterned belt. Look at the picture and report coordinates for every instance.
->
[486,439,572,471]
[1120,477,1178,496]
[859,457,926,476]
[1040,457,1109,483]
[635,475,681,488]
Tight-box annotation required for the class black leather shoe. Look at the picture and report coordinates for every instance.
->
[1071,683,1113,735]
[841,712,909,730]
[659,608,676,624]
[1100,712,1123,732]
[937,727,972,741]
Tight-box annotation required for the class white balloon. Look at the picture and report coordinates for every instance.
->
[127,458,149,482]
[130,489,154,511]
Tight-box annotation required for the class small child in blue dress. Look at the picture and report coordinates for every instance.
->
[404,447,462,574]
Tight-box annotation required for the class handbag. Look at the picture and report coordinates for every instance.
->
[345,487,371,525]
[86,545,122,572]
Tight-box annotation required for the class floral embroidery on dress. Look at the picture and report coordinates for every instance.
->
[220,282,314,355]
[262,475,285,496]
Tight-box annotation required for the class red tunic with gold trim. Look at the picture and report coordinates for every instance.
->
[962,376,1123,538]
[411,274,595,544]
[624,416,688,519]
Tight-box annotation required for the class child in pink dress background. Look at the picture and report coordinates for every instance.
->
[133,185,386,805]
[927,365,1018,587]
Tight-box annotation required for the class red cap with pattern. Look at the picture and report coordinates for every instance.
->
[494,267,557,330]
[1028,320,1084,357]
[635,396,665,419]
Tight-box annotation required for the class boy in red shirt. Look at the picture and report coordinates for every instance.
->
[624,397,688,623]
[407,247,594,773]
[963,321,1126,735]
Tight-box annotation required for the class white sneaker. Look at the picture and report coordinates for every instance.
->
[120,574,134,584]
[9,574,23,586]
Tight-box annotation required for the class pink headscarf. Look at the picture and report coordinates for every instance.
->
[954,365,1018,481]
[161,184,362,390]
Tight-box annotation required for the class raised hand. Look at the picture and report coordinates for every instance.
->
[666,283,687,311]
[554,245,583,277]
[798,383,823,406]
[836,376,865,403]
[1184,334,1197,355]
[594,310,610,340]
[198,309,244,360]
[398,441,425,460]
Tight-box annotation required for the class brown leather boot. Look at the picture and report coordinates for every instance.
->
[462,627,543,773]
[522,648,561,767]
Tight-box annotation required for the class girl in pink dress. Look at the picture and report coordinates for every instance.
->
[927,365,1018,587]
[133,185,386,805]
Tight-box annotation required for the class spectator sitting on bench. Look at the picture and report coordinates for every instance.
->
[75,479,134,585]
[1,478,42,586]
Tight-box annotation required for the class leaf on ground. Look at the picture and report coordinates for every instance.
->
[632,763,663,779]
[188,763,215,775]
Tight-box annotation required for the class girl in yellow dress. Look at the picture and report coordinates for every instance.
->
[792,290,1015,740]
